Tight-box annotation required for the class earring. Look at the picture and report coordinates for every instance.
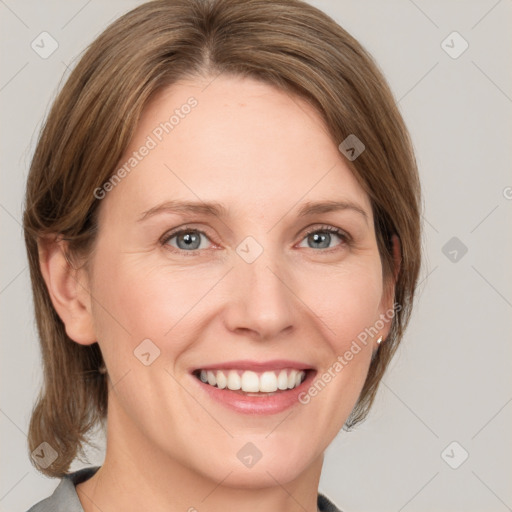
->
[98,363,107,375]
[376,335,383,344]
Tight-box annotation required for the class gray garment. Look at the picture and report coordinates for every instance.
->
[26,466,342,512]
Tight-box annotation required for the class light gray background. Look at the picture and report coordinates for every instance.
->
[1,1,511,511]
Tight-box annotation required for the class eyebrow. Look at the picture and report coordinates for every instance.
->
[137,199,368,224]
[137,200,228,222]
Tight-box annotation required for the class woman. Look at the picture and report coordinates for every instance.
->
[24,0,421,510]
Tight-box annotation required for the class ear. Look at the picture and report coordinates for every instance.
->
[38,236,96,345]
[376,234,401,343]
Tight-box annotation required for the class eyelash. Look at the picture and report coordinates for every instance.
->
[160,224,351,256]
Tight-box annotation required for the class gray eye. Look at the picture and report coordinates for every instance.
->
[298,228,345,250]
[307,232,332,249]
[167,230,208,251]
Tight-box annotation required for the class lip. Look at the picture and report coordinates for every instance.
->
[189,362,317,415]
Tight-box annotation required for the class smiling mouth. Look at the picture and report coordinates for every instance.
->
[192,368,313,394]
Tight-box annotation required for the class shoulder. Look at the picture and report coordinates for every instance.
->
[318,492,343,512]
[26,466,101,512]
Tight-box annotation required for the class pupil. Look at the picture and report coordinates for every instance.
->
[311,232,329,249]
[179,232,199,249]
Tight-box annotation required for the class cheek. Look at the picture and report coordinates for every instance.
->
[301,258,384,346]
[295,261,383,427]
[88,250,208,353]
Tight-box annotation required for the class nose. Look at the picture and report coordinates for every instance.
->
[223,247,297,341]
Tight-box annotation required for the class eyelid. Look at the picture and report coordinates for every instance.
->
[300,223,352,242]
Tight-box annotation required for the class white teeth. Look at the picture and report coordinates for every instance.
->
[277,370,289,390]
[287,369,297,389]
[260,371,278,392]
[207,371,216,386]
[241,371,260,392]
[216,370,227,389]
[227,370,241,390]
[197,368,307,393]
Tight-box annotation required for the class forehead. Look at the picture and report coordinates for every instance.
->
[100,74,372,222]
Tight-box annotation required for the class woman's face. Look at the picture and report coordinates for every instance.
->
[84,74,394,486]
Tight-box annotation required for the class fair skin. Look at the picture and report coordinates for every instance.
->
[40,74,398,512]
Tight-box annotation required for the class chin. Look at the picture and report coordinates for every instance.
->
[196,448,317,489]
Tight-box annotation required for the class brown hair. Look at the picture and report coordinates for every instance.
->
[23,0,421,477]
